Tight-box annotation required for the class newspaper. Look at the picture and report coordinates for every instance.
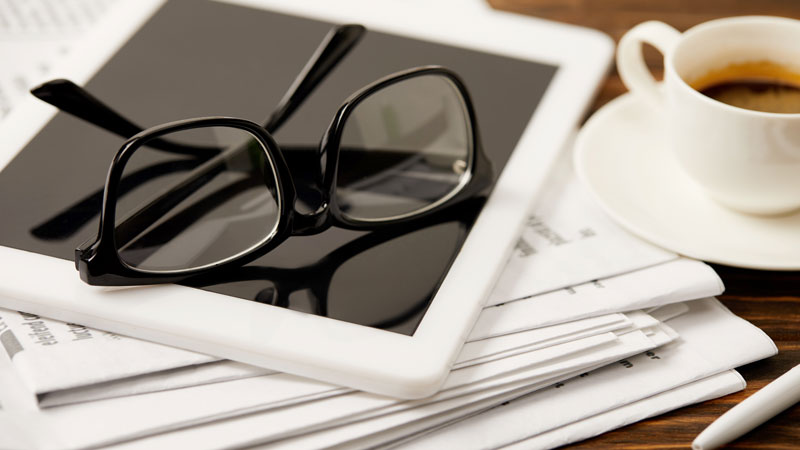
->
[476,256,721,334]
[0,309,218,395]
[151,299,759,450]
[38,360,273,408]
[92,299,752,448]
[386,298,776,450]
[488,155,677,303]
[356,369,745,450]
[101,327,669,450]
[0,307,628,407]
[0,310,671,450]
[503,370,745,449]
[457,313,632,368]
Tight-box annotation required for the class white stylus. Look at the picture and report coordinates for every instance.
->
[692,363,800,450]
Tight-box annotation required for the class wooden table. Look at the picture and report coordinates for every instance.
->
[488,1,800,448]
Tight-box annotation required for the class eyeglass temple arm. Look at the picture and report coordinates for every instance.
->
[263,24,365,133]
[30,24,365,145]
[29,80,220,158]
[30,24,365,239]
[30,79,141,136]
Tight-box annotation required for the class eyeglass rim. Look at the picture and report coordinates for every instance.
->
[77,117,297,284]
[320,65,487,228]
[325,68,475,223]
[114,120,289,274]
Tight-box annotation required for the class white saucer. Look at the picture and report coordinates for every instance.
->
[574,92,800,270]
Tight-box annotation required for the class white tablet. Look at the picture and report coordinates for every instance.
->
[0,0,611,398]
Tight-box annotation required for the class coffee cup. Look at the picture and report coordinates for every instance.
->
[616,16,800,215]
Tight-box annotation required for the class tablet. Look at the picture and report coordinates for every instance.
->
[0,0,612,398]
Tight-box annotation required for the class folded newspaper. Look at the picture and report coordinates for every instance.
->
[1,297,769,450]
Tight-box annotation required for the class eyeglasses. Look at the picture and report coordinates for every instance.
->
[32,24,492,286]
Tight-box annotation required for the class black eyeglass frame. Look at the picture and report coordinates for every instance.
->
[78,66,492,286]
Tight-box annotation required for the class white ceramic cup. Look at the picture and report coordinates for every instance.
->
[617,16,800,215]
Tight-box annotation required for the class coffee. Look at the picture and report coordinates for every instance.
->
[691,61,800,113]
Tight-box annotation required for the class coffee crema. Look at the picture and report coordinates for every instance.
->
[690,61,800,114]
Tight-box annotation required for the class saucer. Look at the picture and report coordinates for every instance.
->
[574,92,800,270]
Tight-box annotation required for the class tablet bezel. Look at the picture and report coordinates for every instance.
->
[0,0,612,398]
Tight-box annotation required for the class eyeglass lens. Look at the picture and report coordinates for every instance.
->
[336,74,472,221]
[113,126,281,272]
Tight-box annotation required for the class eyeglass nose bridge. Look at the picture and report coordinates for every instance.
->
[289,201,335,235]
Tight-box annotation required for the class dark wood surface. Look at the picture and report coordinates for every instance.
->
[488,1,800,448]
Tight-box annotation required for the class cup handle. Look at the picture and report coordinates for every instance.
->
[616,21,681,107]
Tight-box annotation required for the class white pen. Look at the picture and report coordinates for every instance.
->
[692,363,800,450]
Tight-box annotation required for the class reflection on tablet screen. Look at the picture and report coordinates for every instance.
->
[0,0,556,335]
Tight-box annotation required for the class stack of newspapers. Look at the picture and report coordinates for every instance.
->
[0,147,777,450]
